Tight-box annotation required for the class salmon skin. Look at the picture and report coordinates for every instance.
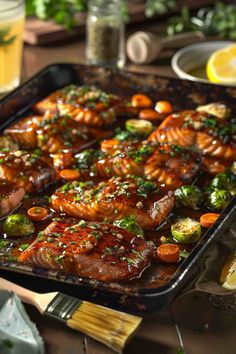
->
[19,219,155,282]
[0,179,25,218]
[149,110,236,161]
[51,176,175,229]
[76,141,201,189]
[0,150,57,193]
[34,84,136,127]
[5,112,110,154]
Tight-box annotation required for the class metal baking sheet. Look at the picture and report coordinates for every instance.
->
[0,63,235,313]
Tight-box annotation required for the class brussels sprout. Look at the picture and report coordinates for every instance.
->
[197,103,231,119]
[171,218,201,244]
[210,172,236,196]
[175,185,202,210]
[3,214,34,236]
[125,119,153,136]
[207,189,232,211]
[113,216,144,237]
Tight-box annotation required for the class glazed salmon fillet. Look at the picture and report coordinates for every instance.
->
[51,176,175,229]
[0,179,25,218]
[77,141,201,189]
[149,110,236,161]
[35,113,109,154]
[34,85,135,127]
[5,115,43,149]
[5,112,109,154]
[19,219,155,281]
[0,150,57,193]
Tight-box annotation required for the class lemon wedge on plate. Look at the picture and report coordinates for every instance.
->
[221,254,236,290]
[206,44,236,85]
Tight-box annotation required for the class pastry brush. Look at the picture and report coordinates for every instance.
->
[0,277,142,353]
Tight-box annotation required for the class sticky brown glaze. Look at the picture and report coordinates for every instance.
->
[5,115,43,149]
[35,112,109,154]
[34,84,136,127]
[51,177,175,229]
[0,150,57,193]
[19,219,155,281]
[148,110,236,161]
[201,156,232,175]
[0,179,25,218]
[90,141,201,189]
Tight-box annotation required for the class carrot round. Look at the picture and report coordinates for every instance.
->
[155,100,173,114]
[139,108,163,121]
[131,94,152,108]
[59,169,80,181]
[52,152,74,168]
[156,243,180,263]
[27,207,48,221]
[200,213,220,228]
[101,138,119,153]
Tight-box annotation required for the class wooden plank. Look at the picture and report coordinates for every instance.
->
[25,304,86,354]
[171,291,236,354]
[23,0,215,46]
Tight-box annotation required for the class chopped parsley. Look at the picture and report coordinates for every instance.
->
[127,144,154,163]
[114,127,137,142]
[75,149,104,170]
[19,244,30,251]
[135,177,159,198]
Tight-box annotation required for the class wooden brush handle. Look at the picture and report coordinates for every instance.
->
[0,277,58,314]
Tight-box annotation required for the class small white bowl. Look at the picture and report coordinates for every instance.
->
[171,41,233,84]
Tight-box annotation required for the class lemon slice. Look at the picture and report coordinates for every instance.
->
[221,255,236,290]
[206,44,236,85]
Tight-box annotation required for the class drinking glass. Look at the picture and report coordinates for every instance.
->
[0,0,25,93]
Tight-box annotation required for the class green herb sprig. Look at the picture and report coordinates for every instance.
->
[167,2,236,40]
[0,28,16,47]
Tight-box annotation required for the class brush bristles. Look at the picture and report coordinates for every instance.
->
[66,301,142,353]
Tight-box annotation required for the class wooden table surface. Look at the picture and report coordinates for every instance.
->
[19,24,236,354]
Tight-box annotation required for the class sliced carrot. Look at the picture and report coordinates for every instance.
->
[131,94,152,108]
[156,243,180,263]
[155,100,173,114]
[101,138,119,153]
[96,102,106,111]
[52,152,74,168]
[60,169,80,181]
[200,213,220,228]
[27,207,48,221]
[139,108,163,121]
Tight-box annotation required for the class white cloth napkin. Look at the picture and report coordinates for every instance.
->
[0,290,44,354]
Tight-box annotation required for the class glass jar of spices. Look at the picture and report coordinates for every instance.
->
[86,0,125,68]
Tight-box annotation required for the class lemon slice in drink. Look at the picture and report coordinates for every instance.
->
[206,44,236,85]
[221,255,236,290]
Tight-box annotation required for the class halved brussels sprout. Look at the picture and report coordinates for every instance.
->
[171,218,201,244]
[210,172,236,196]
[3,214,34,236]
[197,103,231,119]
[175,185,202,210]
[125,119,153,136]
[207,189,232,211]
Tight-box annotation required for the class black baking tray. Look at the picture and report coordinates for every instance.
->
[0,63,236,313]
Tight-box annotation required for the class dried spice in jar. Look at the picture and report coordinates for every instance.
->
[86,0,125,68]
